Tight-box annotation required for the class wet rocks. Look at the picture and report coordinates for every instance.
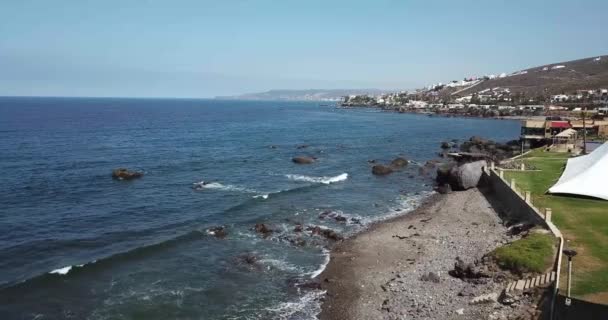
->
[390,157,409,168]
[253,223,274,237]
[292,156,316,164]
[293,224,303,232]
[206,226,227,238]
[306,225,343,241]
[319,210,349,223]
[372,164,394,175]
[111,168,143,180]
[234,252,262,271]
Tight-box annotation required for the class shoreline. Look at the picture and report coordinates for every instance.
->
[337,105,541,121]
[316,188,520,320]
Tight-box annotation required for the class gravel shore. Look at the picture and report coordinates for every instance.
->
[317,189,519,320]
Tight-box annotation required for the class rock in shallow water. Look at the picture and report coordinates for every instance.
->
[292,156,315,164]
[390,157,409,168]
[372,164,394,175]
[111,168,143,180]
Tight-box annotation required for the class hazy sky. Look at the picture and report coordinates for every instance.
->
[1,0,607,98]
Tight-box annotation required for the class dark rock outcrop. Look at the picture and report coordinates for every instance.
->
[306,226,343,241]
[253,223,274,237]
[372,164,394,175]
[459,136,522,162]
[292,156,316,164]
[111,168,143,180]
[449,257,491,280]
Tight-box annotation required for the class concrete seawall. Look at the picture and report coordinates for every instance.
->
[480,166,564,319]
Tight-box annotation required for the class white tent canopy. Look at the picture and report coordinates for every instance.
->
[548,142,608,200]
[555,128,577,138]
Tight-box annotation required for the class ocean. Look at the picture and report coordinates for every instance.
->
[0,97,520,319]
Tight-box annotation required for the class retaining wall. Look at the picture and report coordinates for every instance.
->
[480,166,564,320]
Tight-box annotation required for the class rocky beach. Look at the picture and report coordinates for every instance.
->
[318,188,545,320]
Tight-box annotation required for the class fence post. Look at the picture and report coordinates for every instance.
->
[520,163,526,171]
[499,170,504,179]
[525,191,531,203]
[491,162,495,170]
[510,178,516,189]
[545,208,552,222]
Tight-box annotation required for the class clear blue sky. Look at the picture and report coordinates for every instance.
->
[1,0,607,98]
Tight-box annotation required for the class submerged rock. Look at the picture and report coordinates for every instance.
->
[253,223,274,237]
[306,226,343,241]
[206,226,227,238]
[390,157,409,168]
[111,168,143,180]
[372,164,394,175]
[292,156,316,164]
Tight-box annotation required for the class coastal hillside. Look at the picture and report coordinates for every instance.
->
[455,55,608,97]
[215,89,387,101]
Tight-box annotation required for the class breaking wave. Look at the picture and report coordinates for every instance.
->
[285,173,348,185]
[264,290,325,320]
[193,181,259,194]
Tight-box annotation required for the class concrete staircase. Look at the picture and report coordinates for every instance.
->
[469,271,556,305]
[505,271,556,293]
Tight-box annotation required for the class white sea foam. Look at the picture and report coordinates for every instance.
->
[252,194,269,199]
[265,290,325,320]
[285,173,348,185]
[49,266,72,275]
[308,248,330,279]
[193,181,259,193]
[49,263,86,275]
[258,258,302,273]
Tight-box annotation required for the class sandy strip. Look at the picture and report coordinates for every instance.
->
[318,189,514,320]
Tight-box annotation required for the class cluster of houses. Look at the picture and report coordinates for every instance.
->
[550,89,608,104]
[521,118,608,150]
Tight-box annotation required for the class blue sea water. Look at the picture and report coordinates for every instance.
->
[0,97,520,319]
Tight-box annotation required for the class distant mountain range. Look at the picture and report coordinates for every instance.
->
[215,89,388,101]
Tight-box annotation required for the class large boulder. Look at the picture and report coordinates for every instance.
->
[390,157,409,168]
[435,163,455,185]
[449,160,487,190]
[372,164,394,175]
[292,156,315,164]
[112,168,143,180]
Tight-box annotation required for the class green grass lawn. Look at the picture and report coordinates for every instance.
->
[504,149,608,302]
[493,232,556,274]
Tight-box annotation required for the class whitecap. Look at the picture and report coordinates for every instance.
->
[193,181,258,194]
[49,266,72,275]
[285,173,348,185]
